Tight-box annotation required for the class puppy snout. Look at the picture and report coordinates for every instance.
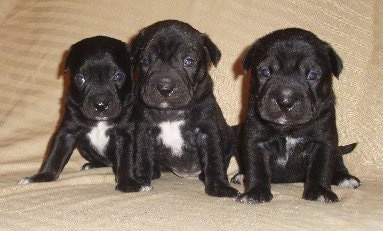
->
[275,89,297,110]
[156,79,175,97]
[93,100,109,112]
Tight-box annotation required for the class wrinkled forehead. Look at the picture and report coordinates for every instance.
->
[80,53,118,70]
[262,40,327,67]
[71,51,128,74]
[268,40,317,59]
[144,27,202,52]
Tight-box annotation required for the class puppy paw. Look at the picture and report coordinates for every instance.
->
[18,172,57,184]
[303,186,339,202]
[139,185,153,192]
[230,173,244,185]
[81,162,106,171]
[115,179,148,193]
[236,188,273,204]
[205,182,240,197]
[334,174,361,189]
[18,177,32,185]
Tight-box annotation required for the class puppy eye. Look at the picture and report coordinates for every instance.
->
[183,57,195,68]
[74,74,86,85]
[112,72,125,82]
[307,71,319,80]
[140,57,151,67]
[259,68,271,78]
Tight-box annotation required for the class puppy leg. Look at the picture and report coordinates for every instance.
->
[18,127,76,184]
[236,143,273,204]
[115,134,145,192]
[198,131,239,197]
[303,144,339,202]
[131,123,155,191]
[332,155,360,188]
[151,163,161,180]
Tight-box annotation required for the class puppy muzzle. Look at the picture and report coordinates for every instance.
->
[141,74,193,109]
[259,86,314,125]
[83,91,121,121]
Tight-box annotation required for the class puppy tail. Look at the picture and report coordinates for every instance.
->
[338,143,357,155]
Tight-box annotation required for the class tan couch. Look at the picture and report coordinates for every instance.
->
[1,1,382,230]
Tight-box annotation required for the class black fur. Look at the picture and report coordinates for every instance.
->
[18,36,137,189]
[234,28,360,203]
[124,20,239,197]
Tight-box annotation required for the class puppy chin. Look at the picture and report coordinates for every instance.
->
[143,99,191,110]
[159,102,170,108]
[95,116,110,121]
[83,111,117,121]
[267,115,313,126]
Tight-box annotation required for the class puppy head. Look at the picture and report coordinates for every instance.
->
[64,36,132,121]
[131,20,221,109]
[243,28,343,126]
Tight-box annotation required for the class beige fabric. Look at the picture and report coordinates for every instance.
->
[0,0,382,230]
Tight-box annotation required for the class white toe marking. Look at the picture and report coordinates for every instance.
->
[18,178,31,185]
[139,186,153,192]
[338,178,360,188]
[158,120,185,157]
[232,174,244,184]
[82,164,92,171]
[317,195,325,202]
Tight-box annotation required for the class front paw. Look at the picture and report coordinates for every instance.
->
[18,172,57,184]
[115,179,150,193]
[81,162,106,170]
[236,187,273,204]
[333,174,361,189]
[303,185,339,202]
[205,182,240,197]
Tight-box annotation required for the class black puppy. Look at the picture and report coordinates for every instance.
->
[234,28,360,203]
[124,20,239,197]
[18,36,136,189]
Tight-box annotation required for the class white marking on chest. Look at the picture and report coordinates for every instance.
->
[277,136,303,167]
[158,120,185,157]
[87,122,111,156]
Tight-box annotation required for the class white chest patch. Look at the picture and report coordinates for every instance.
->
[87,122,111,156]
[277,136,303,167]
[158,120,185,157]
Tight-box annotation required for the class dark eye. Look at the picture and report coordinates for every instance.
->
[307,71,319,80]
[183,57,195,68]
[140,57,150,67]
[260,68,271,78]
[74,74,86,85]
[112,72,125,82]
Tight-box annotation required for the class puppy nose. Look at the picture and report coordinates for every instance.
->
[277,98,295,110]
[93,101,109,112]
[156,81,175,97]
[276,89,296,110]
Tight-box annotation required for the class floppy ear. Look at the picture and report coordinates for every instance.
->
[202,34,221,67]
[326,44,343,78]
[64,46,75,73]
[130,29,146,65]
[242,41,260,72]
[125,43,131,55]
